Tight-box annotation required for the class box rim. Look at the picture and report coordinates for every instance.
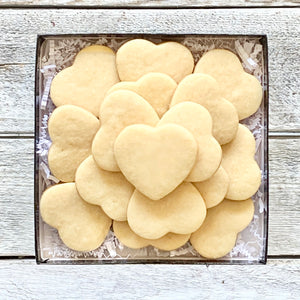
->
[34,33,269,265]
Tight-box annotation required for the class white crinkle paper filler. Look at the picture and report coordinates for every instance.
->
[38,36,267,262]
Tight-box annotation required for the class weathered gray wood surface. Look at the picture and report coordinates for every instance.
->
[1,8,300,134]
[1,138,299,256]
[0,259,299,299]
[0,139,34,256]
[0,0,299,7]
[0,4,300,299]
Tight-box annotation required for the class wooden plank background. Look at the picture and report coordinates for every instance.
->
[0,4,299,299]
[0,259,299,298]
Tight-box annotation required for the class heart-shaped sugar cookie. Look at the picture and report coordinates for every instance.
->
[194,49,262,120]
[116,39,194,83]
[106,72,177,117]
[113,221,190,251]
[75,156,134,221]
[50,45,119,116]
[114,124,197,200]
[222,124,261,200]
[159,102,222,182]
[171,73,239,145]
[48,105,100,182]
[193,166,229,208]
[40,183,112,252]
[127,183,206,239]
[92,90,159,172]
[190,198,254,259]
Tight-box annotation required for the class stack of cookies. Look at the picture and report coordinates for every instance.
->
[40,39,262,259]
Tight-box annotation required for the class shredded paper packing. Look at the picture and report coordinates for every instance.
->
[37,35,267,262]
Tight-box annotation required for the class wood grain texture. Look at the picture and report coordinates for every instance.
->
[0,64,34,135]
[0,0,300,7]
[0,8,299,133]
[269,138,300,256]
[0,138,299,256]
[0,259,299,299]
[0,5,299,296]
[0,139,34,256]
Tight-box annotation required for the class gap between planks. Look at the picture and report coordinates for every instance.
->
[0,133,34,139]
[1,255,300,260]
[0,0,300,9]
[0,5,300,9]
[1,132,300,139]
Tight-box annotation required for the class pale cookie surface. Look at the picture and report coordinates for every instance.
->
[40,183,112,252]
[116,39,194,83]
[106,72,177,117]
[48,105,100,182]
[113,221,190,251]
[92,90,159,172]
[127,183,206,239]
[222,124,261,200]
[171,73,239,145]
[114,124,197,200]
[75,156,134,221]
[50,45,119,116]
[194,49,263,120]
[193,166,229,208]
[190,198,254,259]
[159,102,222,182]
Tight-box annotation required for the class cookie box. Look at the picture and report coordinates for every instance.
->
[34,34,268,264]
